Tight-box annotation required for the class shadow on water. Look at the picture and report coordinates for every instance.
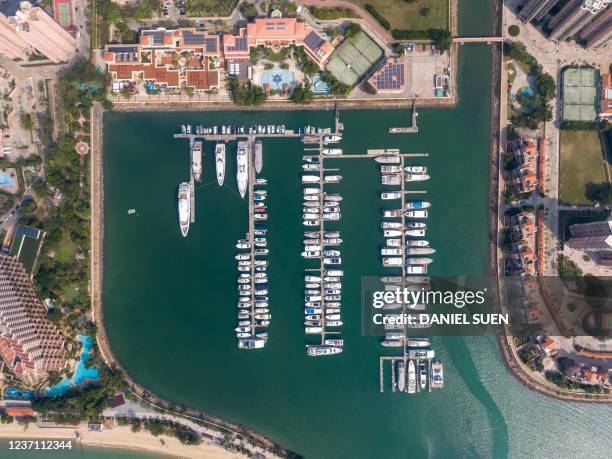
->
[445,336,509,459]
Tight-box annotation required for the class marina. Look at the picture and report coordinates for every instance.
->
[99,19,593,459]
[173,114,440,369]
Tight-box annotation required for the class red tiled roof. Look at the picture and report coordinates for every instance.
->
[5,406,35,417]
[186,70,219,90]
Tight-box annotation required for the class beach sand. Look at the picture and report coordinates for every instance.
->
[0,423,244,458]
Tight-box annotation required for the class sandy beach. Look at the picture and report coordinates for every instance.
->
[0,424,244,458]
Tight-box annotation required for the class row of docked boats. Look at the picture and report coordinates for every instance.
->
[395,360,428,393]
[377,154,430,184]
[301,154,344,355]
[181,124,286,136]
[235,177,269,350]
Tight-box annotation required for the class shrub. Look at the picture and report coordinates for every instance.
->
[508,25,520,36]
[364,4,391,30]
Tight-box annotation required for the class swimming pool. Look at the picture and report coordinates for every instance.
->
[259,67,295,92]
[0,172,15,187]
[46,334,100,397]
[311,74,331,94]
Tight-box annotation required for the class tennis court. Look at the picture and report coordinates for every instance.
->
[562,67,598,121]
[53,0,73,28]
[326,31,383,86]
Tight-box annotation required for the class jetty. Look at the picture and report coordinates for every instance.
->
[388,100,419,134]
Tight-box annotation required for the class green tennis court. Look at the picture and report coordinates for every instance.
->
[326,31,383,86]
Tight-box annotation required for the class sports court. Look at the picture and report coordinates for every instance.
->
[562,67,598,121]
[53,0,73,29]
[326,31,383,86]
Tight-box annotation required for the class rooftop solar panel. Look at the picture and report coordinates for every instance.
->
[235,37,248,51]
[183,31,206,45]
[205,37,218,52]
[143,30,165,45]
[108,46,137,53]
[303,31,325,51]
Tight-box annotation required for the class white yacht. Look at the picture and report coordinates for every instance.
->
[192,141,202,182]
[237,141,248,198]
[381,191,402,200]
[407,360,417,394]
[216,142,226,186]
[177,182,190,237]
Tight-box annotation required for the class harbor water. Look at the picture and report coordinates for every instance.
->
[102,43,612,458]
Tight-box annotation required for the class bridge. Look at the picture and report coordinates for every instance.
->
[453,36,505,44]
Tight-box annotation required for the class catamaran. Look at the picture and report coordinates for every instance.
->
[177,182,190,237]
[192,141,202,182]
[215,142,226,186]
[237,141,248,198]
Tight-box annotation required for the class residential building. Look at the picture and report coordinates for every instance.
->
[567,216,612,251]
[0,14,29,60]
[104,28,221,93]
[0,1,76,62]
[548,0,611,41]
[600,73,612,119]
[578,5,612,47]
[245,17,333,66]
[222,16,333,67]
[0,255,66,386]
[519,0,560,22]
[505,137,540,195]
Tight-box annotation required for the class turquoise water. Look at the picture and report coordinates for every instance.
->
[311,74,332,94]
[46,335,100,397]
[260,67,296,91]
[0,172,15,186]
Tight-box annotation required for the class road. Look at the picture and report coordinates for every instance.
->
[298,0,394,44]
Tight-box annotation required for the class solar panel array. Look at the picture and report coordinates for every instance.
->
[205,37,217,52]
[182,31,205,45]
[372,61,405,91]
[143,31,165,45]
[232,37,248,51]
[303,31,324,53]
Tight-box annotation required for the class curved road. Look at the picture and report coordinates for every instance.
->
[298,0,394,44]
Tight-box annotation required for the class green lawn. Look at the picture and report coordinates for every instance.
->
[56,232,77,264]
[559,130,608,205]
[350,0,448,31]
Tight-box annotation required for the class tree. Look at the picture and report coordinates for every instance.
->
[508,25,520,37]
[344,23,362,38]
[20,113,33,131]
[291,84,313,104]
[419,7,430,16]
[394,44,405,56]
[535,73,556,101]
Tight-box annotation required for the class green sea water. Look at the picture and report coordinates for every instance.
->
[100,2,612,458]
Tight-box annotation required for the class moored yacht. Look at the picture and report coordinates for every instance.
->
[215,142,226,186]
[177,182,190,237]
[237,141,248,198]
[192,141,202,182]
[397,361,406,392]
[407,360,417,394]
